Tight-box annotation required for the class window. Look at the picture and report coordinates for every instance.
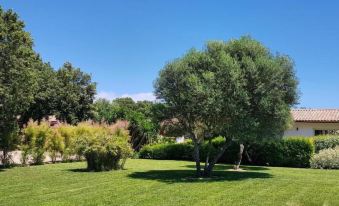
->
[314,130,339,136]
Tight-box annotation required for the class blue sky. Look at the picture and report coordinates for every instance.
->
[1,1,339,107]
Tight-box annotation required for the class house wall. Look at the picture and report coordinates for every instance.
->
[175,136,185,143]
[283,122,339,137]
[284,127,314,137]
[0,150,70,165]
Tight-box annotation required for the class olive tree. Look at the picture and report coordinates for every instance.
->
[154,37,298,177]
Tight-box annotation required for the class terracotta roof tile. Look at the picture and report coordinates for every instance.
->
[291,109,339,122]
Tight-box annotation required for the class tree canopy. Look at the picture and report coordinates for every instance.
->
[154,36,298,176]
[55,62,96,124]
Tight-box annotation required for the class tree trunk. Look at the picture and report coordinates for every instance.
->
[192,140,201,177]
[234,143,244,170]
[204,139,212,171]
[203,141,232,177]
[244,146,252,163]
[2,149,9,166]
[134,132,147,151]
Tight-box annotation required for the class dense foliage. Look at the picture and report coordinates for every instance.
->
[312,135,339,153]
[140,137,314,168]
[22,62,97,125]
[19,63,59,124]
[154,36,299,176]
[55,63,96,124]
[310,146,339,169]
[93,98,165,151]
[140,143,194,160]
[253,137,314,167]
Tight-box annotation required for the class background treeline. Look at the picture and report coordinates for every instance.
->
[93,98,167,151]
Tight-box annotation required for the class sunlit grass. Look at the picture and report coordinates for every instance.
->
[0,159,338,206]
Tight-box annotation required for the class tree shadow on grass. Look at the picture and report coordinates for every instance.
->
[66,168,128,173]
[0,165,12,172]
[184,164,270,171]
[67,168,90,173]
[128,169,272,183]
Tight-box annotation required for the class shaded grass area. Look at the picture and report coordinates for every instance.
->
[128,170,272,183]
[0,159,338,206]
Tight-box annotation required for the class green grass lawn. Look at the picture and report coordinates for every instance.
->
[0,159,338,206]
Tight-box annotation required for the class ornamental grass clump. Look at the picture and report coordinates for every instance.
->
[22,119,65,164]
[57,124,76,161]
[310,146,339,169]
[22,120,53,164]
[74,121,133,171]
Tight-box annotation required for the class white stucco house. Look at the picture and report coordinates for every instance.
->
[284,109,339,137]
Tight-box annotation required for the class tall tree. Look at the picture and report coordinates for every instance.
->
[21,62,97,126]
[154,37,298,177]
[55,62,96,124]
[0,7,40,164]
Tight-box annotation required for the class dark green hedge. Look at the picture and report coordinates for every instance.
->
[139,137,315,168]
[140,143,193,160]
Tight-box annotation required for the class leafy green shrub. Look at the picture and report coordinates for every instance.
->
[73,122,133,171]
[140,137,315,168]
[255,138,314,167]
[312,136,339,153]
[139,143,193,160]
[310,146,339,169]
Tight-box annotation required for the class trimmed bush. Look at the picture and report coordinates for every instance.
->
[312,136,339,153]
[139,137,315,168]
[254,138,315,167]
[310,146,339,169]
[139,143,193,160]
